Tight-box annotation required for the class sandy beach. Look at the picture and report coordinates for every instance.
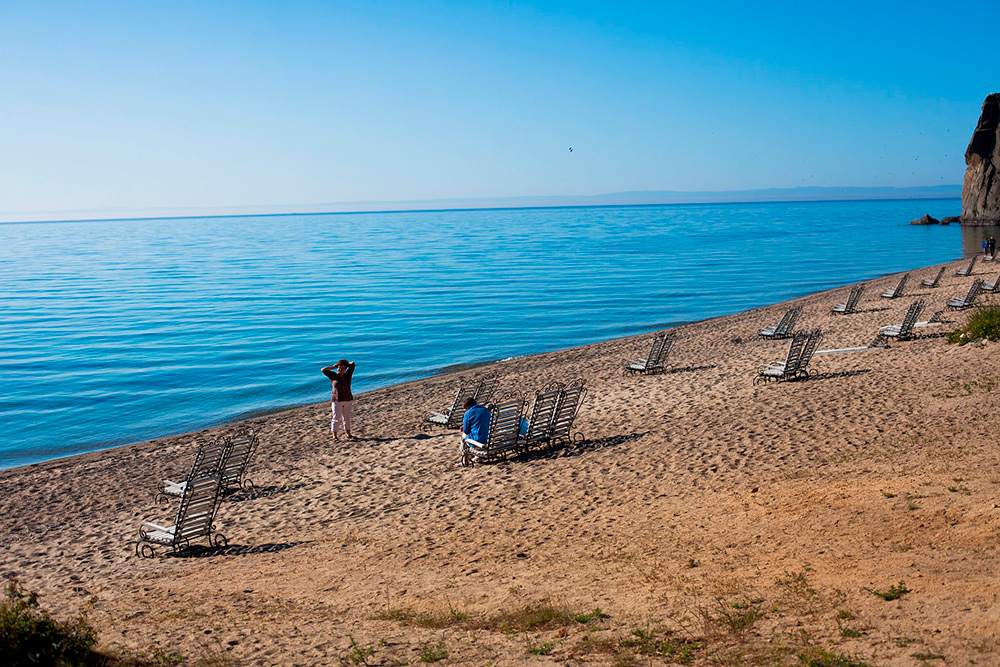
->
[3,257,999,666]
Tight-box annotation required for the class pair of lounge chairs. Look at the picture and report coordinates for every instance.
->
[830,285,865,315]
[157,427,259,501]
[426,372,501,428]
[463,382,587,464]
[754,329,822,384]
[880,273,909,299]
[758,307,801,339]
[137,427,260,557]
[948,279,983,310]
[872,300,925,346]
[624,330,676,374]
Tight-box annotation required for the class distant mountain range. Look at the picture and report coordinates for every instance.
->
[2,185,962,223]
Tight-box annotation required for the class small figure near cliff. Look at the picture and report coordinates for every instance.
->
[989,236,996,259]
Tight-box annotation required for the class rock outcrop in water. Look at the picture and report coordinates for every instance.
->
[962,93,1000,224]
[910,214,941,225]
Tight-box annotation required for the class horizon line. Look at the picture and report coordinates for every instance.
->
[0,185,962,226]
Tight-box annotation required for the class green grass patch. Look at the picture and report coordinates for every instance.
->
[527,641,555,655]
[419,642,448,663]
[572,608,609,624]
[373,605,467,629]
[1,577,99,667]
[620,628,699,663]
[480,600,577,632]
[948,305,1000,345]
[865,581,910,601]
[799,647,871,667]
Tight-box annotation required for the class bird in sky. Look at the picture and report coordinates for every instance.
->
[569,147,573,152]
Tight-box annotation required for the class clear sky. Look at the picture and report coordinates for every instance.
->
[1,1,997,219]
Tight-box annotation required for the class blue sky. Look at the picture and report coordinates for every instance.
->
[1,1,997,219]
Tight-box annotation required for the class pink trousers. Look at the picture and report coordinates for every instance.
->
[331,401,354,433]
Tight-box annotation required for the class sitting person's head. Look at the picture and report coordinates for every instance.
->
[465,397,477,410]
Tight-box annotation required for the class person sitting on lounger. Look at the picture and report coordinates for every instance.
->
[460,397,491,467]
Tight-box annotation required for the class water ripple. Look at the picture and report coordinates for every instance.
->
[0,199,977,468]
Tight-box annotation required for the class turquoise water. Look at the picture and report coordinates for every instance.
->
[0,198,975,469]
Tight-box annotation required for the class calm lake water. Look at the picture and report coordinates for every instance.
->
[0,198,983,468]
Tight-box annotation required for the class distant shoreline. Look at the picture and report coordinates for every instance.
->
[0,190,961,226]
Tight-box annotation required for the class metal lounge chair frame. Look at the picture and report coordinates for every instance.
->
[754,332,808,384]
[795,329,823,380]
[427,373,502,429]
[473,372,502,405]
[516,385,563,451]
[624,331,675,375]
[880,273,909,299]
[956,255,978,276]
[463,392,525,463]
[426,383,479,429]
[220,426,259,493]
[136,473,227,557]
[157,434,230,503]
[548,381,587,447]
[758,307,801,339]
[875,300,925,345]
[831,285,864,315]
[947,279,984,310]
[921,267,947,288]
[982,273,1000,292]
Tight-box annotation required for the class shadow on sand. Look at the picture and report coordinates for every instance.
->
[169,541,305,559]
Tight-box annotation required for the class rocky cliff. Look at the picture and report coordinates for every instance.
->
[962,93,1000,223]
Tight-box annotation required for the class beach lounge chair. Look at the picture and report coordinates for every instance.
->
[921,267,947,288]
[157,435,230,502]
[831,286,864,315]
[956,256,978,276]
[463,394,525,463]
[426,383,479,428]
[981,273,1000,292]
[878,300,925,341]
[754,332,807,384]
[795,329,823,379]
[516,386,563,451]
[549,382,587,446]
[758,307,801,339]
[947,279,984,310]
[624,331,675,374]
[880,274,908,299]
[473,372,501,405]
[219,427,260,493]
[136,473,227,557]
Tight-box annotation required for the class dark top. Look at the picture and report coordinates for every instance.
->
[322,363,355,402]
[462,403,491,444]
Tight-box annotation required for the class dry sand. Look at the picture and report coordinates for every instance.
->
[2,257,1000,666]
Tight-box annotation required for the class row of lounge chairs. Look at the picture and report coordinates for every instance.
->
[427,374,587,464]
[878,257,983,301]
[136,427,260,557]
[463,380,587,461]
[463,381,587,464]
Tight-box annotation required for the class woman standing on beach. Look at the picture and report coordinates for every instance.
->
[321,359,355,439]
